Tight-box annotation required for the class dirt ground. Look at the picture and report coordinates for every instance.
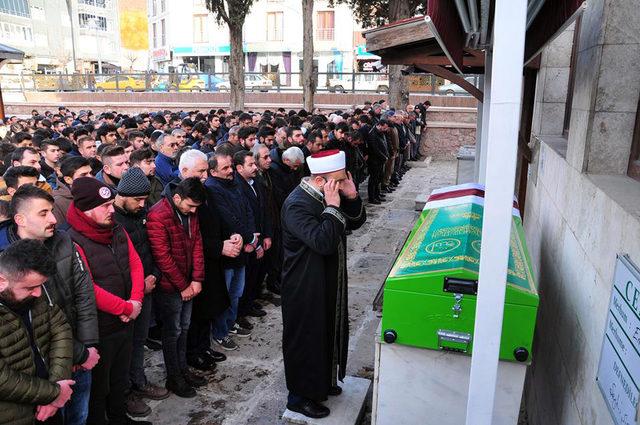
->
[142,160,458,425]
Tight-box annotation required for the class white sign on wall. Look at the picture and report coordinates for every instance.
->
[597,255,640,425]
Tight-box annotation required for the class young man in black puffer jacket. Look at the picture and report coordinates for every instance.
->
[114,167,170,417]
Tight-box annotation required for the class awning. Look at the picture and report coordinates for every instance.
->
[0,43,25,62]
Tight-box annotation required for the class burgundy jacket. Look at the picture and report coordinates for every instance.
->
[147,197,205,293]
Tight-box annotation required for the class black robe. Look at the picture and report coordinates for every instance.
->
[280,179,366,401]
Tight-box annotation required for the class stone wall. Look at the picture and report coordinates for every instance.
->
[421,107,477,160]
[523,1,640,424]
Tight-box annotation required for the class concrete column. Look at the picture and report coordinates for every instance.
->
[566,0,640,174]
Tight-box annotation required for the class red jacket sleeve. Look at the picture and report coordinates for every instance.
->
[192,215,205,283]
[75,243,133,317]
[146,207,190,292]
[124,231,145,303]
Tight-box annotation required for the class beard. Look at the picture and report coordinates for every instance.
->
[0,288,37,311]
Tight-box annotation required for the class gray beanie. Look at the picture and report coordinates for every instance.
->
[117,167,151,197]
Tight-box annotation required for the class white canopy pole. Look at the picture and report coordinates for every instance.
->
[475,49,492,184]
[464,1,527,424]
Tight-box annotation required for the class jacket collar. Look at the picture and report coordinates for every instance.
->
[300,178,324,205]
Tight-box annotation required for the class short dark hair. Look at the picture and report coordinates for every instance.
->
[0,239,57,280]
[40,139,59,151]
[100,146,125,165]
[10,184,54,217]
[3,166,39,189]
[127,130,145,141]
[208,153,231,172]
[60,156,90,179]
[173,177,206,204]
[238,126,258,141]
[286,126,302,138]
[11,147,38,164]
[12,132,32,145]
[233,150,252,168]
[129,148,154,166]
[115,140,132,150]
[192,121,208,135]
[96,124,117,141]
[238,112,252,122]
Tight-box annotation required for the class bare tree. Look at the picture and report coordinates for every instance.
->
[329,0,423,110]
[302,0,315,111]
[125,51,138,71]
[206,0,256,110]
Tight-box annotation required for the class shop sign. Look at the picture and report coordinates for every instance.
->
[152,48,170,62]
[597,254,640,425]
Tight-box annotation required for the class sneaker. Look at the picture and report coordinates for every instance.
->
[125,392,151,417]
[204,348,227,363]
[184,369,207,387]
[166,376,196,398]
[230,323,252,337]
[214,336,238,351]
[236,316,254,330]
[132,382,170,400]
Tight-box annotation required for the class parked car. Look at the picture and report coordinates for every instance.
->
[96,75,147,92]
[328,74,389,93]
[438,77,478,95]
[216,74,272,92]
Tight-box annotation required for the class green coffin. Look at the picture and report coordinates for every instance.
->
[381,185,539,363]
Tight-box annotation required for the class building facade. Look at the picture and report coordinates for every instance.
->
[523,0,640,423]
[147,0,374,87]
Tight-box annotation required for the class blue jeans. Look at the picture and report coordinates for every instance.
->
[62,368,92,425]
[212,267,246,340]
[154,291,193,378]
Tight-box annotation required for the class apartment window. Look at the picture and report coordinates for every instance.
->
[266,12,283,41]
[193,14,207,43]
[152,22,157,48]
[160,0,165,13]
[78,13,107,31]
[161,18,166,46]
[78,0,106,7]
[1,22,32,42]
[316,11,334,41]
[151,0,156,16]
[0,0,30,17]
[627,97,640,180]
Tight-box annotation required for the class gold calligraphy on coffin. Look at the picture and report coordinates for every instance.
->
[390,206,535,294]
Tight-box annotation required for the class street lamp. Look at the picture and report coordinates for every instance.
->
[88,17,102,75]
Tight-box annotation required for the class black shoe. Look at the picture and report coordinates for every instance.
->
[287,399,330,419]
[266,282,281,295]
[166,376,196,398]
[144,338,162,351]
[204,348,227,363]
[184,369,207,388]
[187,354,216,372]
[236,316,254,330]
[378,194,386,200]
[369,199,381,205]
[328,385,342,396]
[246,306,267,317]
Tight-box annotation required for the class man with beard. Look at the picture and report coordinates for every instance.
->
[130,148,163,207]
[281,150,366,418]
[0,239,74,424]
[67,177,147,425]
[53,157,93,230]
[96,146,130,189]
[154,134,180,186]
[1,185,100,424]
[113,168,170,417]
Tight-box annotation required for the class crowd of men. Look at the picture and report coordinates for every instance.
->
[0,99,428,424]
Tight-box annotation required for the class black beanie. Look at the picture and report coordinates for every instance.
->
[117,167,151,197]
[71,177,116,212]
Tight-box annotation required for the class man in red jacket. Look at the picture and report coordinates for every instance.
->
[66,177,148,425]
[147,177,206,398]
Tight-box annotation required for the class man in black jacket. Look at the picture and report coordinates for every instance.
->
[114,168,170,418]
[0,185,99,425]
[234,151,272,328]
[367,119,391,204]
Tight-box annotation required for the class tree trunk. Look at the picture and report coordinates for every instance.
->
[302,0,315,112]
[387,0,412,110]
[229,23,245,110]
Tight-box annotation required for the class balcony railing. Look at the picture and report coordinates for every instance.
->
[315,27,334,41]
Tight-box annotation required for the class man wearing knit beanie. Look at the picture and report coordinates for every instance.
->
[114,167,170,417]
[66,176,149,425]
